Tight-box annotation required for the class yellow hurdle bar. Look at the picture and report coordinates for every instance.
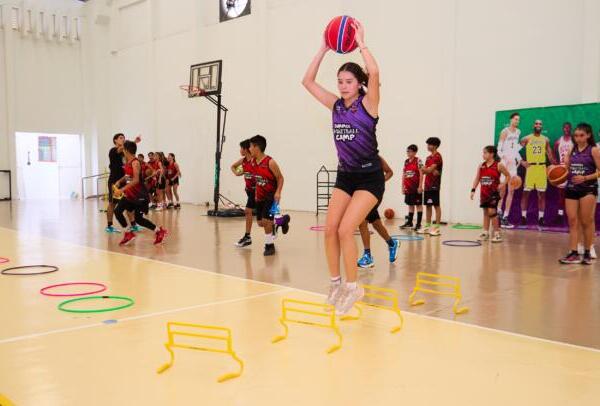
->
[341,285,404,333]
[409,272,469,315]
[0,393,15,406]
[272,298,342,354]
[157,322,244,383]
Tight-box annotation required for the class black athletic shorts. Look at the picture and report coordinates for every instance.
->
[245,189,256,210]
[117,196,150,215]
[256,195,275,222]
[480,191,500,209]
[157,176,166,190]
[565,188,598,200]
[366,205,381,224]
[404,192,423,206]
[334,170,385,202]
[168,177,179,186]
[424,190,440,207]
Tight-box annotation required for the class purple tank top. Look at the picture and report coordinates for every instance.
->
[567,145,597,191]
[332,95,381,173]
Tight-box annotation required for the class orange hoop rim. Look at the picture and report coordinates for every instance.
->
[179,85,206,96]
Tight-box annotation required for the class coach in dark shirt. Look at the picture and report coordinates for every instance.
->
[106,133,141,232]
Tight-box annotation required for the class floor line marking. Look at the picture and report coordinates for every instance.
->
[0,288,292,345]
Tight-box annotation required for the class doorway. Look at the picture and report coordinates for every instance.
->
[15,132,83,200]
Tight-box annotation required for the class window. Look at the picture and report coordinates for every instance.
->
[73,17,80,40]
[25,9,33,33]
[38,11,45,35]
[11,7,19,30]
[61,15,69,38]
[38,137,57,162]
[51,14,58,37]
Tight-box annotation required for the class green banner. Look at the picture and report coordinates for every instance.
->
[495,102,600,146]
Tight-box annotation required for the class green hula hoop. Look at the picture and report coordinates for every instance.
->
[452,223,483,230]
[58,295,135,314]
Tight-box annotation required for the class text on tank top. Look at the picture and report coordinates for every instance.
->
[525,135,547,163]
[499,128,521,157]
[332,95,381,173]
[403,157,422,193]
[254,156,277,200]
[424,152,443,191]
[479,161,500,201]
[567,145,597,191]
[242,158,256,191]
[166,162,178,180]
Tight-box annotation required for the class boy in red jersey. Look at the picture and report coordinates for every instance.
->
[399,144,424,231]
[471,146,510,242]
[113,141,167,246]
[249,135,288,256]
[231,139,256,247]
[419,137,443,236]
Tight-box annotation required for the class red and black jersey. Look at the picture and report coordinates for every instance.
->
[424,152,443,191]
[123,158,144,200]
[479,161,500,203]
[148,159,160,171]
[141,162,156,189]
[242,158,256,191]
[148,159,160,179]
[403,157,422,194]
[254,156,277,201]
[166,162,178,180]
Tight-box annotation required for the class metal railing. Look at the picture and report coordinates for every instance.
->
[316,165,337,215]
[81,172,109,200]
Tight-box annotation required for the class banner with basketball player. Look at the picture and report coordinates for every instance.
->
[494,102,600,231]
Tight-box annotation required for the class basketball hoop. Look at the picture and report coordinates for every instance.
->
[179,85,206,98]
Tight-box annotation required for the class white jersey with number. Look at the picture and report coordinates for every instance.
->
[498,127,521,179]
[557,137,572,164]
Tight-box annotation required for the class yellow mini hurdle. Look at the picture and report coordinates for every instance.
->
[157,322,244,383]
[341,285,404,333]
[409,272,469,315]
[272,298,343,354]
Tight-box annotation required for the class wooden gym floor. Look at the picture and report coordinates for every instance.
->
[0,200,599,405]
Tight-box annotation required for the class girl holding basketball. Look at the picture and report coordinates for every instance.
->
[470,146,510,243]
[559,123,600,265]
[302,20,381,315]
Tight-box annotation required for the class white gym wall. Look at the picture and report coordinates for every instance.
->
[1,0,599,222]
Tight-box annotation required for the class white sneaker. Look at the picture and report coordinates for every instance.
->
[591,246,597,259]
[335,285,365,316]
[417,227,430,235]
[155,204,163,211]
[478,232,489,241]
[491,232,503,243]
[428,227,441,236]
[326,281,343,306]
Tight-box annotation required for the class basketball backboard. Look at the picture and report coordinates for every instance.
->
[188,60,222,97]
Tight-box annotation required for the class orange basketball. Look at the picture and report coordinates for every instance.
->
[547,165,568,186]
[509,176,522,190]
[384,208,395,219]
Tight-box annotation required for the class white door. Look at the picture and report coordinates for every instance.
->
[15,132,82,200]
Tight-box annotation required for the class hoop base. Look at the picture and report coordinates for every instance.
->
[207,208,245,218]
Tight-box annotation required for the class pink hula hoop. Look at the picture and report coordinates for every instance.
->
[309,225,326,231]
[40,282,107,297]
[0,257,9,264]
